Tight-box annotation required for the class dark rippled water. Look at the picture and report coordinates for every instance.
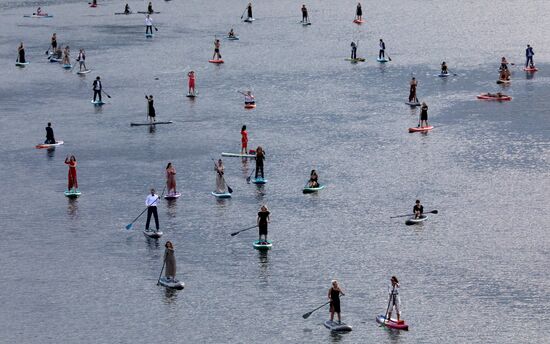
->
[1,1,548,343]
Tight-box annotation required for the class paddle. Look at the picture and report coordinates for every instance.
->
[383,286,395,323]
[240,7,247,19]
[390,209,438,218]
[230,224,258,236]
[125,186,166,230]
[156,252,167,285]
[154,25,159,32]
[212,159,233,194]
[102,90,111,98]
[45,48,50,55]
[246,168,255,183]
[302,301,330,319]
[387,53,392,62]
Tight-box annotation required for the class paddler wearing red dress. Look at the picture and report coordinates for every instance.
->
[64,155,78,191]
[241,125,248,154]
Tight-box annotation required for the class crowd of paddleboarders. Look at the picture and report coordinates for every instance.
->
[20,0,540,334]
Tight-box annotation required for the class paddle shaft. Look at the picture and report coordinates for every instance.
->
[102,89,111,98]
[240,7,247,19]
[302,300,330,319]
[230,225,258,236]
[384,286,395,319]
[157,252,167,285]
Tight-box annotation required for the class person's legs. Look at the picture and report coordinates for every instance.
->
[152,207,159,230]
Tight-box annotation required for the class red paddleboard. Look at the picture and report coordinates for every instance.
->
[376,315,409,331]
[476,94,511,101]
[209,59,224,64]
[353,19,365,24]
[523,67,538,72]
[409,126,433,133]
[244,103,256,109]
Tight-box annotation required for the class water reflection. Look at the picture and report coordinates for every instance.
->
[66,198,78,219]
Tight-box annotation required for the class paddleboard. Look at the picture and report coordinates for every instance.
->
[476,94,511,101]
[408,126,433,133]
[115,12,133,15]
[496,79,511,85]
[143,229,163,238]
[324,320,352,332]
[62,64,72,69]
[437,73,451,77]
[253,240,272,250]
[303,184,325,194]
[24,14,53,18]
[211,191,232,198]
[146,33,154,38]
[138,11,160,14]
[221,152,256,158]
[405,101,421,106]
[164,192,181,200]
[252,177,268,185]
[226,36,240,40]
[376,315,409,331]
[405,214,428,225]
[77,69,92,75]
[209,59,224,64]
[301,22,312,26]
[49,58,62,63]
[377,57,389,63]
[15,62,30,67]
[186,93,197,98]
[345,58,366,62]
[130,121,173,126]
[36,141,64,149]
[64,190,81,198]
[523,67,538,72]
[244,103,256,109]
[91,100,105,105]
[158,276,185,290]
[243,18,255,23]
[353,19,364,24]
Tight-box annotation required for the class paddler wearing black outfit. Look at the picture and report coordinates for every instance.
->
[17,42,26,63]
[45,122,55,144]
[328,280,345,323]
[351,41,357,59]
[254,146,265,179]
[409,77,417,102]
[413,200,423,219]
[301,5,308,23]
[92,76,102,102]
[420,102,428,127]
[147,1,154,14]
[145,95,156,123]
[257,205,270,241]
[356,3,362,20]
[247,2,253,19]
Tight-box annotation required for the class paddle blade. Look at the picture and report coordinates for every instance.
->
[302,312,312,319]
[230,232,238,236]
[227,186,233,194]
[430,210,438,214]
[125,223,133,230]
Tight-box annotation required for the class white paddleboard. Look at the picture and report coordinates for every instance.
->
[143,229,163,238]
[36,140,64,149]
[221,152,256,158]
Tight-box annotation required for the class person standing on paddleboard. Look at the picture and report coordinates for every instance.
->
[386,276,402,322]
[257,205,270,242]
[212,39,222,60]
[246,2,253,20]
[241,125,248,155]
[145,188,160,232]
[379,39,386,59]
[214,159,227,193]
[350,41,357,60]
[92,76,102,102]
[301,4,309,23]
[166,162,177,196]
[145,95,156,123]
[525,44,535,68]
[308,170,319,187]
[62,46,70,65]
[64,155,78,192]
[329,280,345,323]
[413,200,423,219]
[355,3,362,21]
[17,42,26,64]
[187,71,195,95]
[145,14,153,35]
[76,49,86,72]
[255,146,265,179]
[50,33,57,54]
[441,62,448,75]
[164,241,177,280]
[409,77,417,103]
[45,122,55,144]
[419,102,428,127]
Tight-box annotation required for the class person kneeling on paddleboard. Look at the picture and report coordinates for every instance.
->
[308,170,319,187]
[329,280,345,324]
[145,189,160,232]
[241,125,248,154]
[244,91,255,105]
[409,77,417,103]
[124,3,131,14]
[441,61,448,75]
[257,205,270,242]
[351,41,357,60]
[45,122,56,144]
[92,76,102,102]
[387,276,402,322]
[413,200,423,219]
[164,241,177,280]
[147,1,154,14]
[419,102,428,127]
[301,4,309,23]
[228,28,236,38]
[525,44,535,68]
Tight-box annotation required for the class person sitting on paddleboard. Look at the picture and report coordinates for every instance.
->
[228,28,236,38]
[255,146,265,179]
[214,159,227,194]
[329,280,345,323]
[379,39,386,59]
[301,4,309,23]
[62,46,70,65]
[413,200,423,219]
[409,77,417,103]
[308,170,319,188]
[213,39,222,60]
[187,71,196,95]
[145,14,153,35]
[164,241,177,280]
[145,95,156,123]
[499,68,510,81]
[145,188,160,232]
[244,91,255,105]
[17,42,26,64]
[350,41,357,60]
[525,44,535,68]
[500,57,509,71]
[257,205,270,242]
[166,162,177,195]
[36,7,43,15]
[50,33,57,53]
[441,61,448,75]
[147,1,154,14]
[386,276,402,322]
[241,125,248,154]
[419,102,428,127]
[485,92,505,98]
[356,3,362,20]
[45,122,55,144]
[247,2,253,20]
[124,3,131,14]
[92,76,102,102]
[65,155,78,192]
[77,49,86,72]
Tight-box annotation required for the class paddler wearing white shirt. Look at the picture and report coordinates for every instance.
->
[244,91,255,105]
[145,188,160,232]
[145,15,153,35]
